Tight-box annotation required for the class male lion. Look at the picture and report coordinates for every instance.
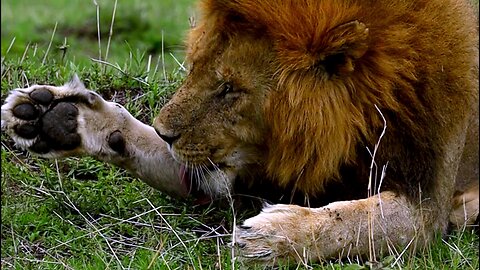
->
[2,0,478,265]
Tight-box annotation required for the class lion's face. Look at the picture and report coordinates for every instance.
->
[153,0,383,199]
[154,28,275,197]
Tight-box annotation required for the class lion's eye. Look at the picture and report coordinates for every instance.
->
[219,82,234,97]
[217,81,242,101]
[223,83,233,94]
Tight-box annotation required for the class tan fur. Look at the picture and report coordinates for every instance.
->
[238,192,418,264]
[451,183,479,228]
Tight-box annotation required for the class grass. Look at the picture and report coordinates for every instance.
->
[1,0,195,69]
[1,0,479,269]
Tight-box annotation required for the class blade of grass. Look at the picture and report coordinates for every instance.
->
[41,22,57,65]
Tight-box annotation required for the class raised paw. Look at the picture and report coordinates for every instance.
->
[1,75,111,157]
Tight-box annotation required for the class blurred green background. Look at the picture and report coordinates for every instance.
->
[1,0,195,69]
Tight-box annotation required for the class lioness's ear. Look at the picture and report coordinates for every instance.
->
[317,20,369,75]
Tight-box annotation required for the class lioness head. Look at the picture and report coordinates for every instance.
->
[154,0,398,199]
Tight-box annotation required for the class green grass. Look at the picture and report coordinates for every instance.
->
[1,0,479,269]
[1,0,195,69]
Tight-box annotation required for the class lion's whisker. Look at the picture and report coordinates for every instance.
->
[197,163,209,194]
[194,165,203,193]
[206,157,231,198]
[185,161,193,194]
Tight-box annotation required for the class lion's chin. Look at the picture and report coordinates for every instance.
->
[178,164,234,205]
[178,164,209,204]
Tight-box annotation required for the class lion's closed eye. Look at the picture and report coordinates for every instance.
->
[217,82,243,101]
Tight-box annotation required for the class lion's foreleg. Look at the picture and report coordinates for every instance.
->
[235,191,427,265]
[1,81,185,197]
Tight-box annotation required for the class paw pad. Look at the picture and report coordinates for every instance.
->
[12,103,38,120]
[14,123,38,139]
[29,88,53,104]
[40,102,81,150]
[5,87,83,154]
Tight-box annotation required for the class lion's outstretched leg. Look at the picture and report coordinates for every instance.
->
[451,106,479,229]
[235,192,424,265]
[450,183,479,229]
[1,76,186,197]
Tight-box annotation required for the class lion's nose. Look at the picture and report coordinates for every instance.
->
[154,128,181,146]
[153,112,182,146]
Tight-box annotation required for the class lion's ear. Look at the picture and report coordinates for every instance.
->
[270,18,370,76]
[317,21,369,75]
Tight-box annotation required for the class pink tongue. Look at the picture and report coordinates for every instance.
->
[178,164,212,205]
[179,164,190,193]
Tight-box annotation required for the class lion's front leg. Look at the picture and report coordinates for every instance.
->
[1,76,186,197]
[235,191,420,265]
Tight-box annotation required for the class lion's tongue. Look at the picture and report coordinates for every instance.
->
[178,164,212,205]
[179,164,190,193]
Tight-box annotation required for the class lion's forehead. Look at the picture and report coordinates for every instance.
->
[186,20,275,74]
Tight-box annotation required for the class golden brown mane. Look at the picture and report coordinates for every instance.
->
[200,0,478,195]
